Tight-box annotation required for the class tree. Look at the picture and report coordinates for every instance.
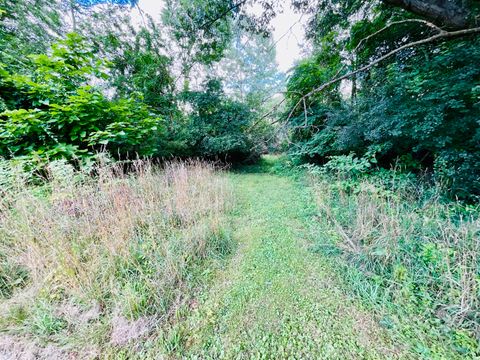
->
[0,0,65,68]
[161,0,235,90]
[382,0,478,29]
[216,25,284,109]
[182,79,257,161]
[283,0,480,199]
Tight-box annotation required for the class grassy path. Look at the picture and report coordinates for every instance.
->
[178,163,399,358]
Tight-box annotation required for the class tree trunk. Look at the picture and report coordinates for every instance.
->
[70,0,77,31]
[382,0,474,29]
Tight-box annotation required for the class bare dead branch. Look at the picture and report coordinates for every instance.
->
[254,19,442,128]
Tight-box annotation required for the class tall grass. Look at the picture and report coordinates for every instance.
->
[0,158,232,352]
[310,168,479,356]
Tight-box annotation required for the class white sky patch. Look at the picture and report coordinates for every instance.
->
[269,5,305,73]
[136,0,305,73]
[137,0,164,18]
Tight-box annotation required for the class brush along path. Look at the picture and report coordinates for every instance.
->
[177,165,399,359]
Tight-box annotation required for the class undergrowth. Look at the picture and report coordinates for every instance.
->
[0,157,233,356]
[306,155,479,358]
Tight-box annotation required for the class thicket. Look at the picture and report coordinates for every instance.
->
[305,156,479,357]
[285,2,480,201]
[0,0,279,168]
[0,34,166,164]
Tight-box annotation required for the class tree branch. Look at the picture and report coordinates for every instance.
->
[354,19,445,53]
[248,90,305,131]
[286,26,480,123]
[199,0,248,31]
[248,97,286,130]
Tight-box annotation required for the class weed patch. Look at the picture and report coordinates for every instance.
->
[0,159,233,355]
[308,163,479,358]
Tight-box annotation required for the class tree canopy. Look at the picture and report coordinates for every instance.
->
[0,0,479,197]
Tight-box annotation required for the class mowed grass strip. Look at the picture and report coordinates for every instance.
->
[175,166,399,359]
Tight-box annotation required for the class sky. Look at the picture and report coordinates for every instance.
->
[136,0,305,73]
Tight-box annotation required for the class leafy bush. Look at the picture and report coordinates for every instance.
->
[286,34,480,200]
[182,79,258,162]
[0,34,166,165]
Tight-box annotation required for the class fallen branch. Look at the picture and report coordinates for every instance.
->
[286,25,480,123]
[248,90,305,131]
[353,19,444,53]
[248,97,287,131]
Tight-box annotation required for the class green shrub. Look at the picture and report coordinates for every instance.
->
[182,79,258,162]
[286,36,480,201]
[0,34,166,165]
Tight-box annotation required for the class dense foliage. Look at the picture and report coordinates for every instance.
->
[0,34,165,165]
[0,0,282,167]
[285,2,480,200]
[182,79,256,161]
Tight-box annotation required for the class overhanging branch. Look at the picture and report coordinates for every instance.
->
[285,25,480,123]
[199,0,248,31]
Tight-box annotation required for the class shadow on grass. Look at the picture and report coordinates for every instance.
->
[231,154,289,174]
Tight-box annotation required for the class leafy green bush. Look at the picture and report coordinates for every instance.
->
[286,32,480,200]
[0,34,166,165]
[182,79,257,162]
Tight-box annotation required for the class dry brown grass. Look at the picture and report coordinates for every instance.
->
[0,158,232,349]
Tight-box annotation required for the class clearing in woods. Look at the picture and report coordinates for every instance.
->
[172,158,400,358]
